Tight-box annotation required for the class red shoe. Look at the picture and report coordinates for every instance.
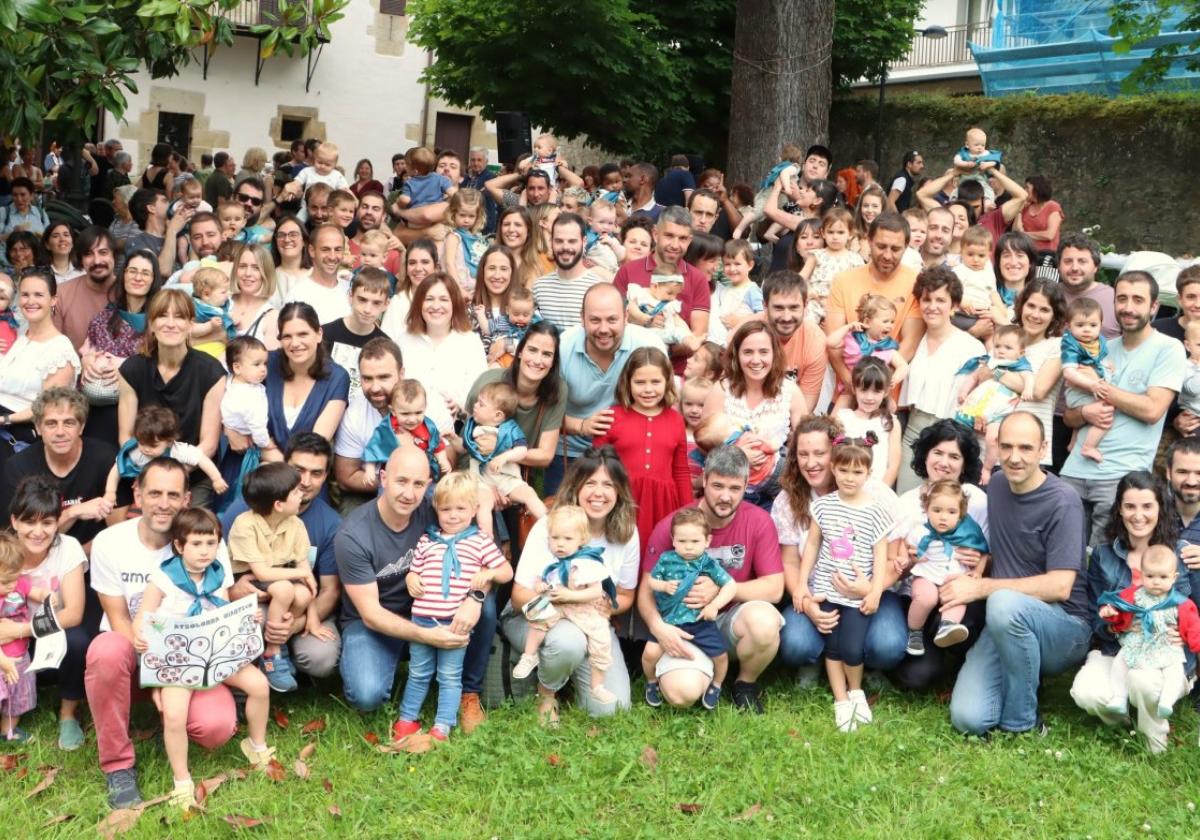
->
[430,727,449,743]
[392,719,421,742]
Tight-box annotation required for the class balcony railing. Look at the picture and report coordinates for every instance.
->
[889,20,994,72]
[223,0,305,29]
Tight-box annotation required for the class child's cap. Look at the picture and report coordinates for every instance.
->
[650,274,685,286]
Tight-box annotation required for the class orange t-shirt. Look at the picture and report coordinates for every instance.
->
[778,320,828,405]
[827,263,921,344]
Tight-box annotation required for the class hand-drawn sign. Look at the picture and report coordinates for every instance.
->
[140,596,263,688]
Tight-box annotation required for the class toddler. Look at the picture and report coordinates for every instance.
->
[694,412,778,490]
[835,358,901,486]
[0,533,49,741]
[1060,297,1113,462]
[951,226,1004,330]
[0,273,17,353]
[802,207,864,325]
[512,506,617,703]
[1178,320,1200,428]
[281,142,350,211]
[396,146,456,212]
[106,406,227,506]
[709,239,763,346]
[1099,545,1200,737]
[682,339,724,385]
[443,189,488,296]
[328,189,359,240]
[221,336,276,474]
[953,127,1003,202]
[742,142,805,235]
[190,265,235,360]
[397,472,510,748]
[487,286,540,368]
[642,508,738,710]
[626,269,692,347]
[531,133,560,188]
[680,376,713,494]
[355,229,400,294]
[583,199,623,278]
[895,480,988,656]
[132,509,273,808]
[901,207,928,271]
[955,324,1035,481]
[227,463,316,693]
[461,381,547,536]
[826,293,908,405]
[362,379,452,486]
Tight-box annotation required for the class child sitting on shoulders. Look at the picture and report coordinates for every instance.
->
[955,324,1035,482]
[0,533,50,742]
[951,226,1007,332]
[227,463,316,693]
[105,406,227,507]
[280,142,350,215]
[1060,297,1114,462]
[362,379,452,487]
[827,293,908,406]
[531,133,561,188]
[953,127,1003,203]
[626,268,694,349]
[513,505,618,703]
[737,142,804,239]
[394,147,456,223]
[642,507,738,710]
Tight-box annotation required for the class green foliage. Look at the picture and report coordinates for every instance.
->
[408,0,922,162]
[1109,0,1200,92]
[0,0,348,144]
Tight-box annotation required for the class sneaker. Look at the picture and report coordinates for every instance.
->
[701,681,722,711]
[731,680,764,715]
[512,653,539,680]
[459,693,486,735]
[58,718,85,751]
[169,779,196,811]
[2,726,31,743]
[430,725,449,743]
[392,722,434,753]
[934,620,969,648]
[848,689,873,725]
[834,699,857,733]
[391,719,422,743]
[261,654,298,693]
[239,737,276,768]
[105,768,143,810]
[644,681,663,708]
[905,628,926,656]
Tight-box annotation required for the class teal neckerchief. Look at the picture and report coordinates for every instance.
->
[193,296,236,339]
[159,554,227,617]
[1098,587,1188,640]
[656,550,712,618]
[426,524,480,598]
[851,330,899,357]
[722,425,752,448]
[541,545,617,607]
[639,300,669,318]
[115,439,144,479]
[915,515,989,559]
[999,285,1017,308]
[117,309,147,333]
[956,354,1033,376]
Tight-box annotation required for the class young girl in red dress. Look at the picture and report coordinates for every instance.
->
[595,347,693,558]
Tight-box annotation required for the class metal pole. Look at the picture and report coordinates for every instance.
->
[874,66,888,167]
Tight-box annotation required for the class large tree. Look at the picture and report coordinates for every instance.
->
[1109,0,1200,92]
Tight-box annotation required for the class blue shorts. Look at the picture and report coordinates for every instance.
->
[653,619,727,659]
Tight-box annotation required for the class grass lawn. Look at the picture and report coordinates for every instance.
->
[4,671,1200,839]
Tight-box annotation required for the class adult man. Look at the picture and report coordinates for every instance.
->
[686,188,722,235]
[194,152,214,187]
[54,226,117,348]
[916,165,1028,244]
[91,139,124,200]
[627,162,664,221]
[800,144,833,184]
[462,146,496,233]
[436,150,463,185]
[233,177,275,229]
[888,150,925,212]
[0,177,49,239]
[337,446,498,745]
[921,206,955,268]
[639,446,784,713]
[855,159,880,193]
[86,459,237,808]
[612,206,711,374]
[761,271,828,410]
[223,433,343,678]
[654,155,696,209]
[125,188,168,259]
[162,211,223,281]
[0,388,118,547]
[485,163,557,209]
[286,223,351,323]
[386,152,406,193]
[282,140,309,178]
[203,151,236,207]
[1062,271,1184,544]
[948,412,1090,736]
[825,213,923,387]
[532,213,605,332]
[348,191,403,276]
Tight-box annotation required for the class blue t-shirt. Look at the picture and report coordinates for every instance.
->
[220,495,340,577]
[654,168,696,209]
[402,172,453,208]
[1062,330,1185,480]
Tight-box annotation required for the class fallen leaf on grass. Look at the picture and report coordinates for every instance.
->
[42,814,75,828]
[322,778,333,793]
[130,728,156,742]
[14,766,28,780]
[230,768,249,781]
[97,808,142,839]
[362,732,380,745]
[195,773,228,807]
[0,752,26,771]
[301,717,327,734]
[733,803,763,821]
[223,814,268,828]
[546,753,562,767]
[293,760,310,780]
[640,746,658,771]
[787,728,800,739]
[328,805,342,818]
[272,709,290,729]
[299,742,316,761]
[25,765,60,798]
[263,759,287,782]
[677,803,703,815]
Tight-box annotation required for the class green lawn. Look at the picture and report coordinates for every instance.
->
[4,672,1200,839]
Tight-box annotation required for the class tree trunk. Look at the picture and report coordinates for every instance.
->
[726,0,834,186]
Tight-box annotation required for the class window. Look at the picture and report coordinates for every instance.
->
[379,0,407,15]
[281,117,306,143]
[157,111,193,158]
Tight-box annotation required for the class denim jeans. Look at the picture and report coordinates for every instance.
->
[949,589,1090,735]
[461,592,498,696]
[776,590,908,671]
[339,619,409,712]
[400,617,467,731]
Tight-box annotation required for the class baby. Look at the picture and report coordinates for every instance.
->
[955,324,1034,480]
[190,265,235,360]
[461,381,547,536]
[0,533,50,741]
[826,292,909,406]
[741,142,805,237]
[582,199,624,278]
[362,379,452,487]
[105,406,227,506]
[531,133,560,188]
[221,336,275,464]
[626,269,692,347]
[894,480,988,656]
[355,229,400,294]
[0,273,16,353]
[642,508,738,710]
[953,127,1003,202]
[1060,297,1113,462]
[396,147,456,212]
[281,142,350,212]
[694,412,778,490]
[1178,320,1200,428]
[1099,545,1200,727]
[513,505,617,704]
[168,176,211,220]
[487,286,540,368]
[951,226,1003,330]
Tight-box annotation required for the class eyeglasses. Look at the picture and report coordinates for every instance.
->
[277,231,302,241]
[236,193,264,206]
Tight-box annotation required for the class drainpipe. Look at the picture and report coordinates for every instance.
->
[419,49,433,147]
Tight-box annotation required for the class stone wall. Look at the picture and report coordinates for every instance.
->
[829,93,1200,255]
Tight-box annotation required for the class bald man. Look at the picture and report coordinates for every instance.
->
[945,412,1090,737]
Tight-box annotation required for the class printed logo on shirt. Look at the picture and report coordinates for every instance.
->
[709,543,747,572]
[120,571,151,586]
[61,495,83,509]
[376,548,416,581]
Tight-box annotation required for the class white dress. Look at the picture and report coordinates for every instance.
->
[396,330,488,414]
[0,334,81,412]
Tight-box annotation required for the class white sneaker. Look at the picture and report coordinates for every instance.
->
[834,699,857,733]
[512,653,539,679]
[848,689,873,725]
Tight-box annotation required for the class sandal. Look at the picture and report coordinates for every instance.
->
[536,692,560,729]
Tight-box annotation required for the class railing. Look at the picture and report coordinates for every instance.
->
[889,20,994,71]
[223,0,305,28]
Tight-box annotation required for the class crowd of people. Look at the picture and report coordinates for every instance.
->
[0,128,1198,814]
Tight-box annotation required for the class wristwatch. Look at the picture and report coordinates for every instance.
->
[468,589,486,604]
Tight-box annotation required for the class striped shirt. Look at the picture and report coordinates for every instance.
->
[810,494,893,608]
[532,270,605,333]
[409,531,507,619]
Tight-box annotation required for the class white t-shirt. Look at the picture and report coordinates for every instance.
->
[514,517,639,592]
[147,565,234,618]
[284,275,351,325]
[90,517,232,631]
[334,390,455,461]
[23,535,88,594]
[396,330,487,416]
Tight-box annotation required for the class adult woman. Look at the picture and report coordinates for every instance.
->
[270,215,311,302]
[946,202,970,262]
[117,289,225,504]
[4,231,42,272]
[380,238,439,341]
[502,447,640,723]
[0,477,92,748]
[235,147,268,186]
[581,165,599,195]
[42,222,82,284]
[1015,175,1063,256]
[139,142,173,195]
[109,184,139,244]
[468,245,515,360]
[852,184,887,258]
[349,159,384,199]
[993,231,1039,313]
[619,216,654,265]
[495,206,541,288]
[703,321,806,509]
[773,417,908,678]
[528,204,558,276]
[0,269,80,465]
[228,242,279,349]
[264,302,349,446]
[1070,472,1194,753]
[897,266,986,493]
[1013,278,1067,465]
[79,250,163,443]
[397,273,486,419]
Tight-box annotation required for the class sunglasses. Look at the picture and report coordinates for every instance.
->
[236,193,264,206]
